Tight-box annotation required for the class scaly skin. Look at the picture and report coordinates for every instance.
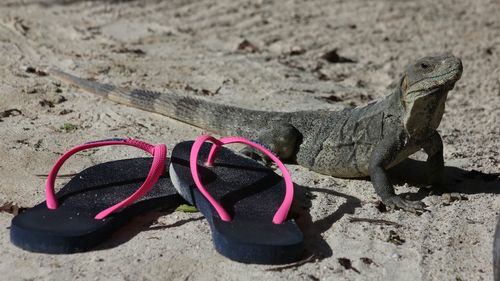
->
[47,53,463,211]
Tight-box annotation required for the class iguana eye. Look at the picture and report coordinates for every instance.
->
[420,62,430,69]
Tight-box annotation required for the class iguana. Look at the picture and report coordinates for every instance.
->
[47,53,463,211]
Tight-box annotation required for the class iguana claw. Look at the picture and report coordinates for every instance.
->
[383,196,427,212]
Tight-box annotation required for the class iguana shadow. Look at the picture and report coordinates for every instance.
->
[291,158,499,262]
[388,158,500,200]
[95,159,498,256]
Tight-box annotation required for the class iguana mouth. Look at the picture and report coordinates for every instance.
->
[405,66,462,97]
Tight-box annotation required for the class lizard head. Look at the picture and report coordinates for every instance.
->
[399,53,463,137]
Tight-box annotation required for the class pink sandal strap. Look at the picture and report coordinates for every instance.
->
[189,135,294,225]
[45,138,166,220]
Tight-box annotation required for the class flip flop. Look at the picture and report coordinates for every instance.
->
[169,135,304,264]
[10,138,183,253]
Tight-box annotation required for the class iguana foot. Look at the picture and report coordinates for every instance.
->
[382,196,426,212]
[239,147,274,167]
[441,192,463,204]
[427,183,453,195]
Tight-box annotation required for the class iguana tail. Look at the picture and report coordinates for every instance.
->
[47,68,279,136]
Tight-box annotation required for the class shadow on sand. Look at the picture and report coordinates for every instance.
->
[389,158,500,200]
[294,158,499,261]
[95,158,498,259]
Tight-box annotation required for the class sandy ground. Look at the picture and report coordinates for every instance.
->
[0,0,499,280]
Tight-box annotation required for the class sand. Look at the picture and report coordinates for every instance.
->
[0,0,499,280]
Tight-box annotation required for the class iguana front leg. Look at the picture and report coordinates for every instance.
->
[423,132,446,190]
[369,136,426,211]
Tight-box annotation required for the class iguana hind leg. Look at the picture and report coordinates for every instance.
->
[240,123,300,163]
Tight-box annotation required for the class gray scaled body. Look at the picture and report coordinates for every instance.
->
[48,53,463,211]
